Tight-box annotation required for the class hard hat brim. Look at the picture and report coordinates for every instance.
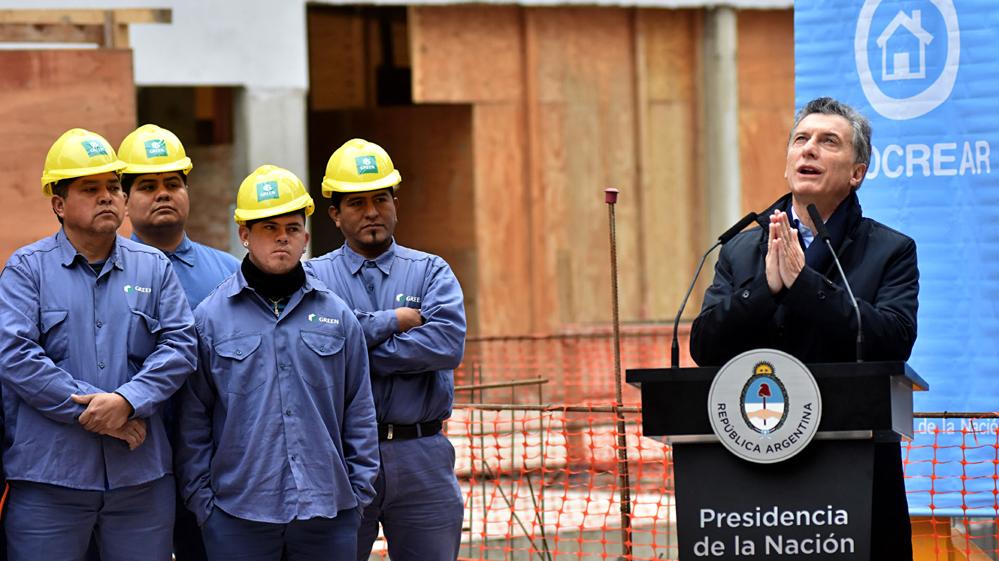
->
[320,170,401,198]
[234,192,316,225]
[42,159,128,197]
[121,158,193,177]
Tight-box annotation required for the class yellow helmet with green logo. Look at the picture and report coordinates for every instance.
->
[41,128,127,196]
[234,165,315,225]
[321,138,402,197]
[118,124,193,176]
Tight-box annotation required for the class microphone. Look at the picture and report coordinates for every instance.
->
[806,203,863,362]
[671,212,759,368]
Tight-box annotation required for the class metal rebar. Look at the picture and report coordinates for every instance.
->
[455,378,549,392]
[605,187,633,559]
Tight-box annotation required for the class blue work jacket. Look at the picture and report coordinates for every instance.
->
[0,230,197,490]
[306,242,466,425]
[131,233,239,309]
[175,268,379,525]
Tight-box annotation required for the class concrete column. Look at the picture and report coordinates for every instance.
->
[702,7,741,244]
[232,86,310,254]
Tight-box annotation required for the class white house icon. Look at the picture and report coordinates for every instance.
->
[876,10,933,81]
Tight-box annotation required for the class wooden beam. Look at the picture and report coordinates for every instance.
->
[0,23,102,44]
[0,9,171,26]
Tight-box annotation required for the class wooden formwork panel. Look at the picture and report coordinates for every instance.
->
[308,8,368,110]
[737,9,795,214]
[410,5,523,104]
[408,5,712,334]
[472,103,533,337]
[525,8,641,327]
[637,9,704,321]
[0,49,135,265]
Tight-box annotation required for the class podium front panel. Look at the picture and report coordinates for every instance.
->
[673,440,874,560]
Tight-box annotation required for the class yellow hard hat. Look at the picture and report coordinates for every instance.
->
[234,165,315,225]
[41,128,127,196]
[320,138,402,197]
[118,124,193,176]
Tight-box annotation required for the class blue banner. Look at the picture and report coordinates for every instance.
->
[795,0,999,516]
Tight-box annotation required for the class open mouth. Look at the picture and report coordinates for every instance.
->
[797,165,822,176]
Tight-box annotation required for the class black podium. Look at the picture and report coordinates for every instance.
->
[627,361,927,560]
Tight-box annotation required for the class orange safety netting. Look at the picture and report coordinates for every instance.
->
[362,329,999,560]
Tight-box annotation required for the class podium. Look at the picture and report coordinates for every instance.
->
[627,361,928,560]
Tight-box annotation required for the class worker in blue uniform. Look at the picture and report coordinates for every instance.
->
[0,128,198,561]
[308,139,466,561]
[118,123,238,561]
[120,124,239,310]
[174,165,379,561]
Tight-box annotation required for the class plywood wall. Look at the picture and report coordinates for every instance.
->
[0,49,136,265]
[637,9,704,321]
[410,6,716,336]
[737,9,796,214]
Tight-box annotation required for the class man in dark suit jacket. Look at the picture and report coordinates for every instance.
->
[690,96,919,559]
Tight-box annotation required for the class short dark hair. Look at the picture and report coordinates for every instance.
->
[245,208,307,229]
[121,171,188,195]
[50,178,73,200]
[329,187,396,210]
[790,97,872,168]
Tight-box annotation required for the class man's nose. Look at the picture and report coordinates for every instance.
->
[801,137,819,157]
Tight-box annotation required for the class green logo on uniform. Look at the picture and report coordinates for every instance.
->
[396,293,421,305]
[308,312,339,325]
[355,155,378,175]
[256,180,280,202]
[144,139,168,158]
[82,140,108,158]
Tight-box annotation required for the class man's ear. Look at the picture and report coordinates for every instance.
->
[51,196,66,220]
[328,204,341,229]
[850,163,868,188]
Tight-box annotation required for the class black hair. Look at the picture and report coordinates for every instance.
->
[329,187,396,210]
[121,171,188,195]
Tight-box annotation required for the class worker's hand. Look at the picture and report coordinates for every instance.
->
[103,419,147,450]
[394,307,423,332]
[72,392,133,433]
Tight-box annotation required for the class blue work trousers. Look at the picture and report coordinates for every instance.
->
[4,476,174,561]
[201,507,361,561]
[356,433,463,561]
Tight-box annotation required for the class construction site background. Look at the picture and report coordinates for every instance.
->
[1,3,995,560]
